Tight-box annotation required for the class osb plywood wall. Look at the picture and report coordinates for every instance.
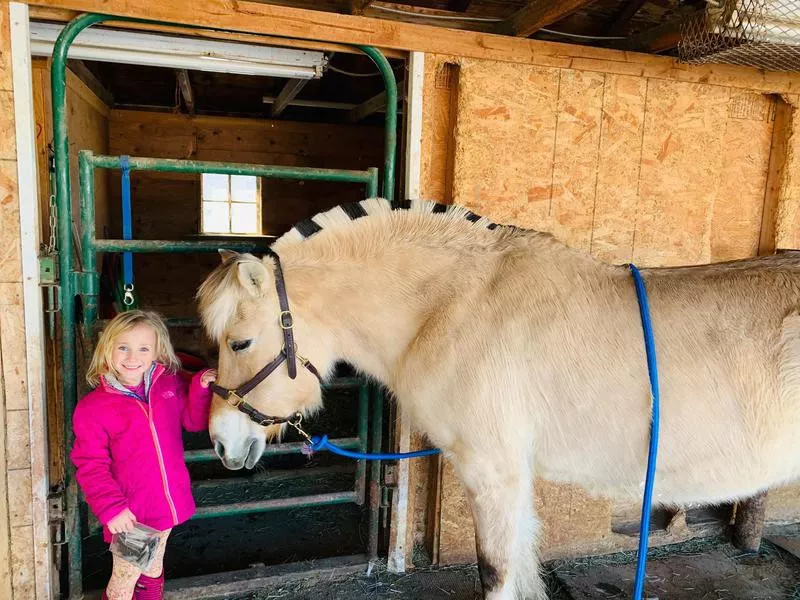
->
[106,111,383,327]
[416,53,800,566]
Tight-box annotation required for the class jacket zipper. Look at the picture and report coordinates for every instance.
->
[146,403,179,525]
[129,371,179,525]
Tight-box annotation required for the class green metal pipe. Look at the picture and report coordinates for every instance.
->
[366,167,379,198]
[193,491,357,519]
[358,46,397,202]
[91,490,359,534]
[51,14,113,599]
[93,239,270,253]
[87,153,376,183]
[78,151,99,338]
[354,384,369,505]
[184,436,362,464]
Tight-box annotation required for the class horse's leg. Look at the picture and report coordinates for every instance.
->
[450,448,544,600]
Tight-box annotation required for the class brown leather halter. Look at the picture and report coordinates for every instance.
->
[209,249,323,429]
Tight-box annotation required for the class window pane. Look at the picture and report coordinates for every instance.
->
[230,175,258,203]
[202,201,230,233]
[231,203,259,234]
[202,173,229,202]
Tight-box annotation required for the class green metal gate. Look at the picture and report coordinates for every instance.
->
[49,13,398,599]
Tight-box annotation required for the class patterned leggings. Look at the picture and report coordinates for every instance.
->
[105,529,171,600]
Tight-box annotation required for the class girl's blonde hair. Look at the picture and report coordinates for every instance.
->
[86,310,180,387]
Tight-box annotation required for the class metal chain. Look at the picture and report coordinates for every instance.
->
[45,144,58,254]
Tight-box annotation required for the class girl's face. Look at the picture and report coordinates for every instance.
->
[111,324,157,386]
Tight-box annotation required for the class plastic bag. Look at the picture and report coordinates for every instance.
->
[109,522,161,571]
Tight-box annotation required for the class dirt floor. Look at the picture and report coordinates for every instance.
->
[224,532,800,600]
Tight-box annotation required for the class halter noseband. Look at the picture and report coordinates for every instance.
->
[209,249,323,431]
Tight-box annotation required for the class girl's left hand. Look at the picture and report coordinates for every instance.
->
[200,369,217,389]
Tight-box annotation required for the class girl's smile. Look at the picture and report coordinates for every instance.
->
[111,324,157,386]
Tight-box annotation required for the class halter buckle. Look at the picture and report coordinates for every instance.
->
[226,391,245,408]
[279,310,294,330]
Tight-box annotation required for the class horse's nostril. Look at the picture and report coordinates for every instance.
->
[213,440,225,459]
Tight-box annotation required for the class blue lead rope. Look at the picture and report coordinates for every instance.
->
[308,434,441,460]
[628,263,661,600]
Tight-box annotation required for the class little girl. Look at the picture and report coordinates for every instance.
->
[71,310,216,600]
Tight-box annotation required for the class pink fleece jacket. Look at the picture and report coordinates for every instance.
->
[71,363,212,542]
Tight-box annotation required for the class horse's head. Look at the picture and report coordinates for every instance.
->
[197,249,325,470]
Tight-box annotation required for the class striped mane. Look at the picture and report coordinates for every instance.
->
[274,197,517,247]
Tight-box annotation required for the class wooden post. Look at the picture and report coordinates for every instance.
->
[735,97,796,554]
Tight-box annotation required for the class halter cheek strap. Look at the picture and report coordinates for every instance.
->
[266,248,298,379]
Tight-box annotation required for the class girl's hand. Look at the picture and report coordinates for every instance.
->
[107,508,137,534]
[200,369,217,389]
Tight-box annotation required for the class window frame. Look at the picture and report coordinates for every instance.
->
[199,173,263,236]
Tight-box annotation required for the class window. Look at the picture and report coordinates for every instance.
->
[200,174,261,235]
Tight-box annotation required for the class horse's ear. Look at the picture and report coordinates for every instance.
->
[218,249,239,263]
[236,260,269,297]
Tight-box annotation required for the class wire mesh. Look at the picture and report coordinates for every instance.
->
[679,0,800,71]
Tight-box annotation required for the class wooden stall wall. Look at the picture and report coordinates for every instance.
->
[30,57,111,493]
[415,52,800,566]
[105,110,383,343]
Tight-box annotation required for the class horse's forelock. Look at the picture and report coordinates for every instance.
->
[197,255,259,342]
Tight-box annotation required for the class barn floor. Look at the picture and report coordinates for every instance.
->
[221,529,800,600]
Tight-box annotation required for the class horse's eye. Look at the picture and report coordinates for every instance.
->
[229,339,252,353]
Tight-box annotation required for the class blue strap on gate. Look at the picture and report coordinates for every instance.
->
[628,263,661,600]
[308,434,441,460]
[120,155,135,307]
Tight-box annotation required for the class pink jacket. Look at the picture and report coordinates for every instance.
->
[71,363,212,542]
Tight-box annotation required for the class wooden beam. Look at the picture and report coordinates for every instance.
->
[611,18,684,53]
[447,0,472,11]
[605,0,647,36]
[504,0,595,37]
[366,2,497,32]
[270,78,309,118]
[175,69,195,114]
[66,59,113,108]
[347,81,404,123]
[29,5,406,58]
[350,0,373,15]
[28,0,800,96]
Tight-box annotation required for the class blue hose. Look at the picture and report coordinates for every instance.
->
[629,264,661,600]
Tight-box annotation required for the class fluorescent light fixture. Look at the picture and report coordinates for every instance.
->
[29,22,327,78]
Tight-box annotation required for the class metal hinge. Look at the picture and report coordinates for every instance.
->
[39,254,61,328]
[72,270,99,296]
[380,464,397,529]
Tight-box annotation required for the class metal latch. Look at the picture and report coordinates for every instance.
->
[48,484,66,547]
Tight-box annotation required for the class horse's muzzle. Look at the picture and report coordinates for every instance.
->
[212,435,264,470]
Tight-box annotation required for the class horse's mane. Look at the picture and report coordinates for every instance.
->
[274,197,522,247]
